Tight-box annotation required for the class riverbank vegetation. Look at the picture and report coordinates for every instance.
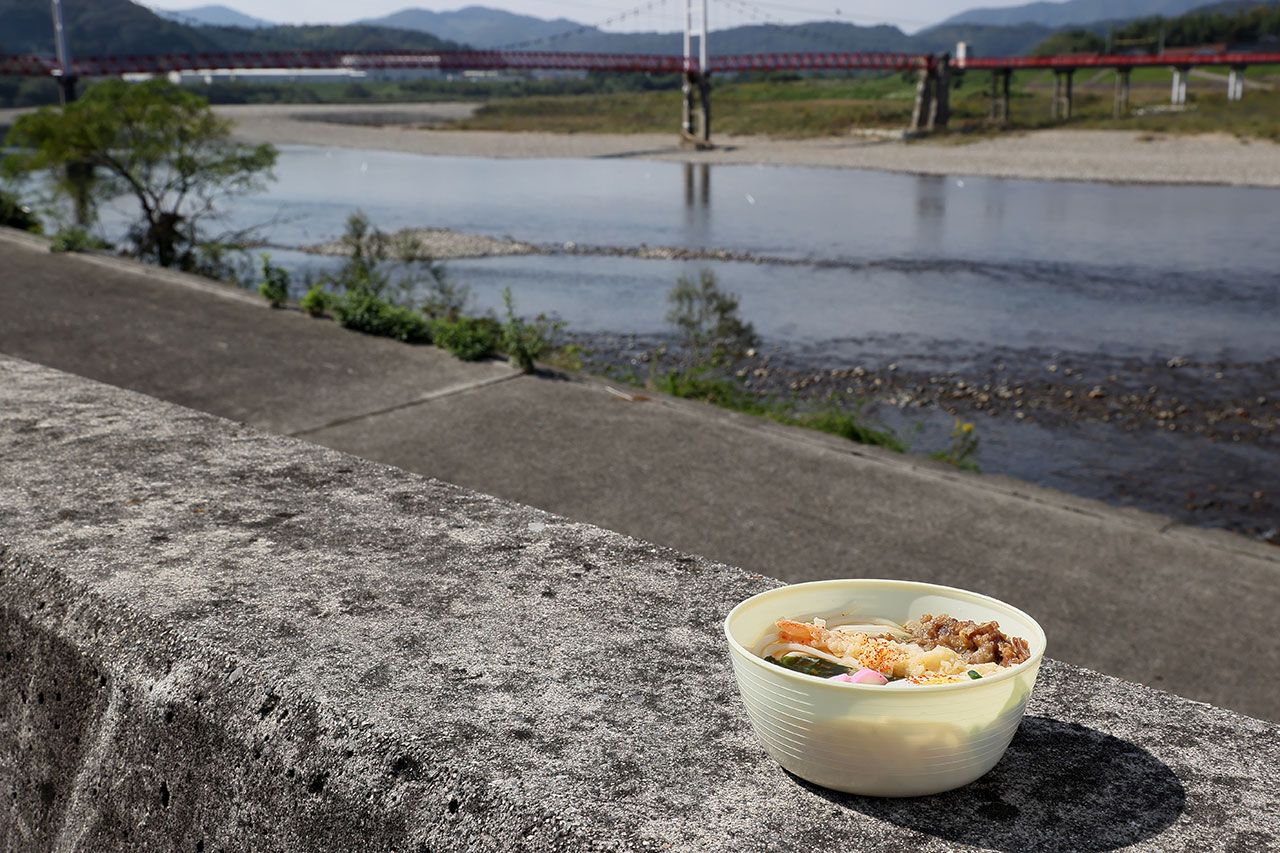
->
[458,68,1280,141]
[271,211,559,372]
[642,271,908,455]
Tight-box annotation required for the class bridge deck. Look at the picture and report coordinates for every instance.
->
[3,49,1280,79]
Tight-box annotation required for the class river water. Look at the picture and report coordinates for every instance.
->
[111,145,1280,540]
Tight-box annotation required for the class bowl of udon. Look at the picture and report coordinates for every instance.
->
[723,578,1046,797]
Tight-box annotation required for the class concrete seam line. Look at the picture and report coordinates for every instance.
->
[0,225,262,307]
[288,370,523,437]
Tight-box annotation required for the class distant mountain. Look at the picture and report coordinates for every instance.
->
[210,24,459,53]
[410,19,1054,59]
[362,6,582,49]
[0,0,459,55]
[154,4,273,29]
[941,0,1232,29]
[0,0,219,54]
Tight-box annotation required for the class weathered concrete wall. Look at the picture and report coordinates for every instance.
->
[0,355,1275,852]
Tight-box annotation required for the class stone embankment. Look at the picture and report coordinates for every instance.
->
[1,356,1277,851]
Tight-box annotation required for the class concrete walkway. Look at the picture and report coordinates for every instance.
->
[1,229,1277,720]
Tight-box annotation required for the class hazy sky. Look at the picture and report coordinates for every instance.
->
[145,1,1039,33]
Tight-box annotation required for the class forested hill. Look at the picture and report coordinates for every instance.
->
[1029,3,1280,56]
[943,0,1229,28]
[0,0,460,56]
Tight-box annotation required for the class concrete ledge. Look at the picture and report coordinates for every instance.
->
[0,226,263,308]
[1,355,1276,851]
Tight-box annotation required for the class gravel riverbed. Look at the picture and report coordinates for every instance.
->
[205,103,1280,188]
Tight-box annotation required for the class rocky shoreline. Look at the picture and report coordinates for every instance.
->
[567,332,1280,544]
[295,226,810,266]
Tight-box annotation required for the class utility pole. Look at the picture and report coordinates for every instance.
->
[50,0,77,104]
[681,0,711,146]
[51,0,93,226]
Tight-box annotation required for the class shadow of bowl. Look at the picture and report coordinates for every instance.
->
[795,716,1186,853]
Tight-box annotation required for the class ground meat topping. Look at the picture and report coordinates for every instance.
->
[903,613,1031,667]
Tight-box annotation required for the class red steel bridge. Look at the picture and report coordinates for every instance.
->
[0,49,935,77]
[3,46,1278,136]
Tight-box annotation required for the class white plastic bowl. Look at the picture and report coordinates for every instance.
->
[724,579,1046,797]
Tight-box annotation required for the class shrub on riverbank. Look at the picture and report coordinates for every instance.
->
[431,315,501,361]
[49,226,110,254]
[667,270,759,364]
[257,254,290,309]
[501,288,560,374]
[652,271,904,452]
[332,288,431,344]
[299,285,334,318]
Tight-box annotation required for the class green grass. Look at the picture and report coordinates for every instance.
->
[654,368,905,453]
[457,71,1280,141]
[458,77,917,138]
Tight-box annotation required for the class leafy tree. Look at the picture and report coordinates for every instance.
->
[3,79,276,269]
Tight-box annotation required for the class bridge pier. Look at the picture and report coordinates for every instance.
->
[1114,68,1132,117]
[910,56,951,133]
[911,66,934,132]
[680,72,712,147]
[698,74,712,143]
[990,69,1012,123]
[931,54,951,130]
[1052,69,1074,121]
[1171,66,1189,106]
[681,72,696,136]
[1228,65,1246,102]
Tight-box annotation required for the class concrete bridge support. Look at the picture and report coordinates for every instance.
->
[990,68,1012,123]
[1228,65,1246,101]
[1114,68,1132,117]
[1171,66,1189,106]
[697,74,711,142]
[931,54,951,130]
[1052,69,1074,121]
[681,72,695,137]
[680,72,712,146]
[910,56,951,133]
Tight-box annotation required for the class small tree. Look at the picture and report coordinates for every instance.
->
[666,270,759,363]
[257,253,290,309]
[3,79,276,270]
